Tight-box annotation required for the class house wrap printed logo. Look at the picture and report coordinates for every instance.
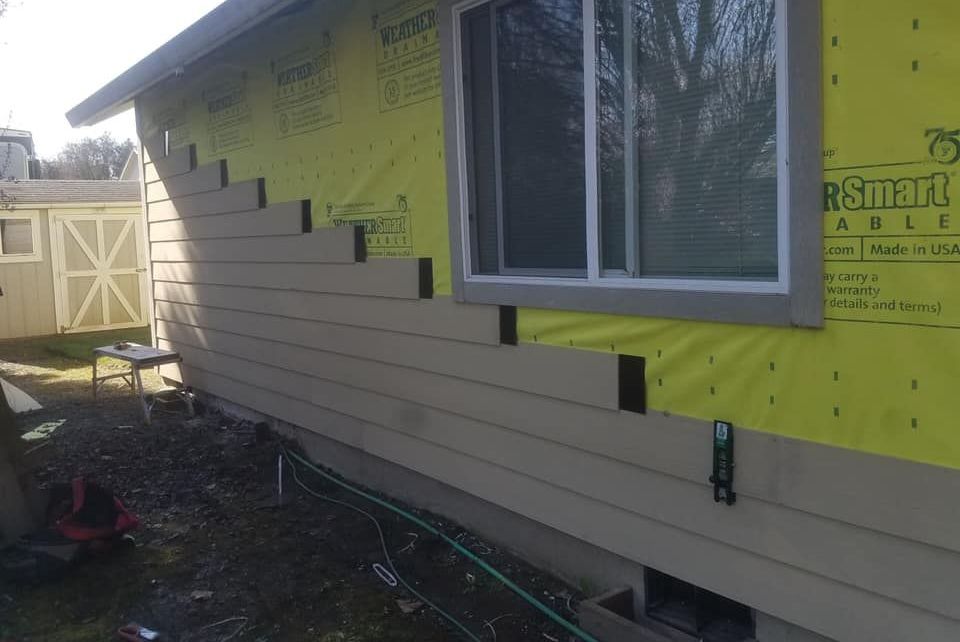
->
[277,58,325,88]
[378,7,437,49]
[326,196,413,258]
[822,136,960,329]
[373,1,441,112]
[823,130,957,235]
[202,73,253,154]
[824,173,950,212]
[270,39,342,139]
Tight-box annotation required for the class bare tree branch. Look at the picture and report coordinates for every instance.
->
[41,134,135,180]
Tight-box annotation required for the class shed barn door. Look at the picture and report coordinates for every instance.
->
[52,213,148,333]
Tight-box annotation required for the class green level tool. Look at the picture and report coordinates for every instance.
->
[710,420,736,505]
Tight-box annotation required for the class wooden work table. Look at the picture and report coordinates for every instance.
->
[92,343,182,425]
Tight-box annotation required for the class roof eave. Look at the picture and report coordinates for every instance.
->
[67,0,302,128]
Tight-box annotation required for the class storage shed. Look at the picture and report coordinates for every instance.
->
[69,1,960,640]
[0,180,145,338]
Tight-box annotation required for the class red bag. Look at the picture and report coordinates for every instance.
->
[54,478,139,542]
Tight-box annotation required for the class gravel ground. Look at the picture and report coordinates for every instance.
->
[0,335,586,642]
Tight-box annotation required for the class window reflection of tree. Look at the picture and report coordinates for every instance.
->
[598,0,778,278]
[497,0,586,270]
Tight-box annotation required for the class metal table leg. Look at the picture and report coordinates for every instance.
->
[92,355,98,399]
[133,367,151,426]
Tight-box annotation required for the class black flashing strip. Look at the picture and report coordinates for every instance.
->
[301,200,312,233]
[188,144,198,171]
[256,178,267,208]
[418,258,434,299]
[218,158,229,187]
[499,306,518,345]
[353,225,368,262]
[618,354,647,414]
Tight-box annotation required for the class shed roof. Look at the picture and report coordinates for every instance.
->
[67,0,300,127]
[0,180,141,204]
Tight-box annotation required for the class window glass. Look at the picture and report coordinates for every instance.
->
[0,219,35,255]
[464,7,500,274]
[462,0,779,282]
[465,0,586,274]
[597,0,627,271]
[598,0,778,279]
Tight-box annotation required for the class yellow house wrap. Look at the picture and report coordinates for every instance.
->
[137,0,960,470]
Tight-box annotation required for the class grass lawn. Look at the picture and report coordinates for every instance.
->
[0,327,152,368]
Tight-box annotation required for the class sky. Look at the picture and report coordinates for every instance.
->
[0,0,226,158]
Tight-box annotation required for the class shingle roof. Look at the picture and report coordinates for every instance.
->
[0,180,141,205]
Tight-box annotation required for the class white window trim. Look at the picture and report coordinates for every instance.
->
[0,210,43,264]
[440,0,823,326]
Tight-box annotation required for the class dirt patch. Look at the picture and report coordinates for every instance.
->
[0,338,586,641]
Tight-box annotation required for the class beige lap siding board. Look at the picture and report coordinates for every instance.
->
[147,180,266,222]
[153,302,616,408]
[148,202,307,242]
[152,260,426,301]
[147,159,960,642]
[153,282,501,345]
[142,144,195,184]
[154,331,960,621]
[158,363,960,642]
[145,160,226,203]
[153,280,960,553]
[150,230,358,264]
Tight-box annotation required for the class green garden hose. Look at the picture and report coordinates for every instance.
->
[281,446,599,642]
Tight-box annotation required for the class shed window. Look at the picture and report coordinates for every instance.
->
[444,0,822,326]
[0,213,42,263]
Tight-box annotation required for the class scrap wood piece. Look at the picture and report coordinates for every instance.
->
[0,379,41,414]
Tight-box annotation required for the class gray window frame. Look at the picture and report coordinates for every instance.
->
[440,0,823,327]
